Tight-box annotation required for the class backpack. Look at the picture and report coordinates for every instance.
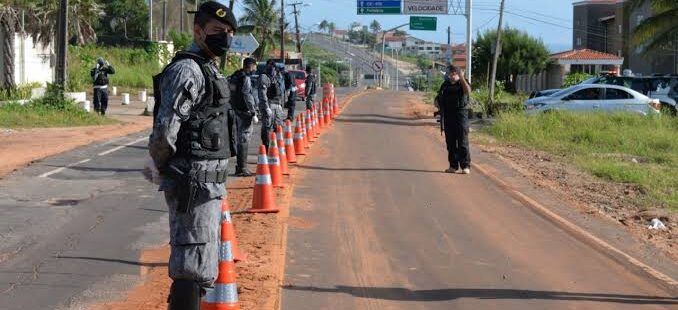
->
[266,72,283,99]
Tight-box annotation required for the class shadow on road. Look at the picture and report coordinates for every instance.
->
[282,285,678,305]
[298,165,444,174]
[334,117,434,127]
[55,256,168,267]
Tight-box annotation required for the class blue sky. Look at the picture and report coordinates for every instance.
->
[230,0,575,53]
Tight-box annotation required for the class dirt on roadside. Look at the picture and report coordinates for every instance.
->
[404,94,677,261]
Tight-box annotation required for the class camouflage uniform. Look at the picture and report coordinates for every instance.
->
[259,72,285,149]
[148,43,226,289]
[233,71,258,173]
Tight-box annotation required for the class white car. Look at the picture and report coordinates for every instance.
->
[524,84,662,115]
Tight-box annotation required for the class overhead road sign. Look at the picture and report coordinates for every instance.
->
[403,0,449,15]
[409,16,437,31]
[230,34,260,54]
[357,0,402,15]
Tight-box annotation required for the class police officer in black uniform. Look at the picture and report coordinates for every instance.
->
[230,57,259,176]
[436,65,472,174]
[304,65,317,110]
[146,2,237,309]
[90,58,115,115]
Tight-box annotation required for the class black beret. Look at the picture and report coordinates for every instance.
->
[196,1,237,31]
[244,57,257,66]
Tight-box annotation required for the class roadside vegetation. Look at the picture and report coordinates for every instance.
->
[302,42,351,86]
[0,85,116,128]
[485,111,678,210]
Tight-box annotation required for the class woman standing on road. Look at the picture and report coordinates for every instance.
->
[435,65,472,174]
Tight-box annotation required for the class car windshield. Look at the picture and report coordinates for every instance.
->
[549,85,580,98]
[289,71,306,80]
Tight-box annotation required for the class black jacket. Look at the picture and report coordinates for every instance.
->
[436,80,468,114]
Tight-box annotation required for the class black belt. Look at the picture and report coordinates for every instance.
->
[194,170,228,183]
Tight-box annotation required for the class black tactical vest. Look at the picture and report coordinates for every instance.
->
[228,69,248,112]
[153,51,236,160]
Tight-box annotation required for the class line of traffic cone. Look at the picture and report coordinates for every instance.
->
[293,117,306,156]
[305,109,314,144]
[312,107,321,138]
[276,125,290,175]
[249,145,279,213]
[201,198,241,310]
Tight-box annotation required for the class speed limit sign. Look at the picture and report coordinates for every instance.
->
[372,60,384,72]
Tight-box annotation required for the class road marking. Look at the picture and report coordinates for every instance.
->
[97,137,148,156]
[39,159,91,178]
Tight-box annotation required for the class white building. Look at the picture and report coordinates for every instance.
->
[402,36,442,56]
[0,32,54,87]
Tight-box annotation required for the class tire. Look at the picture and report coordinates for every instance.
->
[660,103,677,116]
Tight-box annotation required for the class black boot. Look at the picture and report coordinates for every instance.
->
[235,142,254,177]
[168,279,201,310]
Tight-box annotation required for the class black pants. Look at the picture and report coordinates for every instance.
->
[444,109,471,170]
[93,87,109,115]
[286,90,297,120]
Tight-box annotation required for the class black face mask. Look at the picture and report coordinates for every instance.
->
[204,32,232,57]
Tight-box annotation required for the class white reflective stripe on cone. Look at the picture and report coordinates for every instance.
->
[203,283,238,304]
[255,174,272,184]
[219,241,233,262]
[269,157,280,165]
[286,138,294,145]
[222,211,232,223]
[257,154,269,165]
[293,133,302,139]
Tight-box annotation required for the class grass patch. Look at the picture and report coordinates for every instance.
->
[302,43,351,86]
[0,102,117,128]
[485,111,678,209]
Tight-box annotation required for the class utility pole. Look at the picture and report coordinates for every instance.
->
[289,2,304,53]
[380,23,409,88]
[395,48,399,91]
[489,0,505,104]
[466,0,473,83]
[229,0,235,9]
[55,0,68,89]
[447,26,452,65]
[162,0,167,41]
[280,0,285,63]
[180,0,184,32]
[148,0,153,40]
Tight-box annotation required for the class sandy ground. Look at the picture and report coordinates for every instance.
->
[0,98,152,179]
[403,94,677,261]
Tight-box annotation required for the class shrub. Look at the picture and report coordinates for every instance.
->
[563,72,594,87]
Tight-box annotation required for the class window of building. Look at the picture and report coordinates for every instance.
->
[576,37,582,46]
[427,46,433,50]
[419,47,424,50]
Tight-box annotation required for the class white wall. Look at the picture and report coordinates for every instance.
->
[0,32,54,87]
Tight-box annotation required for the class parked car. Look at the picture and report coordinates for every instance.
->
[287,70,307,102]
[528,88,560,99]
[524,84,662,115]
[582,75,677,115]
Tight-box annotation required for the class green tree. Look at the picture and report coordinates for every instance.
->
[28,0,103,46]
[472,27,551,89]
[239,0,279,59]
[0,1,22,89]
[393,29,407,37]
[369,19,381,34]
[327,21,335,36]
[626,0,678,53]
[97,0,148,40]
[318,19,328,33]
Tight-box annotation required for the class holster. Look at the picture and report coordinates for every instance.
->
[168,167,198,214]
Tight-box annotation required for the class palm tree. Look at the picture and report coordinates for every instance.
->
[627,0,678,53]
[369,19,381,34]
[0,1,22,89]
[239,0,279,59]
[327,22,335,36]
[318,19,328,33]
[29,0,103,46]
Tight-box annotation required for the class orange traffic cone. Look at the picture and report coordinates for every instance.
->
[276,125,289,175]
[293,117,306,156]
[201,200,241,310]
[249,145,279,213]
[300,113,310,147]
[221,198,247,263]
[318,101,325,129]
[268,132,285,188]
[313,107,321,138]
[304,110,314,144]
[324,100,331,125]
[333,96,339,115]
[284,120,297,163]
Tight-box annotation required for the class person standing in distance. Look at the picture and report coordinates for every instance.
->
[304,65,317,110]
[146,2,237,309]
[230,57,259,177]
[436,65,472,174]
[259,60,285,150]
[90,58,115,115]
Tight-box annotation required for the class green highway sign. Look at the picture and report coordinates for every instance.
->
[357,7,402,14]
[409,16,437,31]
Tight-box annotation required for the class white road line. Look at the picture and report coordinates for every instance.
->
[97,137,148,156]
[39,159,92,178]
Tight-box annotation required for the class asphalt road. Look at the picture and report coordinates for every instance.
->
[281,91,677,309]
[308,33,408,90]
[0,89,354,310]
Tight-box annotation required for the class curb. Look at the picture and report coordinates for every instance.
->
[472,162,678,294]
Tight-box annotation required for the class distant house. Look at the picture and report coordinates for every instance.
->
[573,0,677,74]
[332,30,348,40]
[401,36,442,56]
[0,32,54,87]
